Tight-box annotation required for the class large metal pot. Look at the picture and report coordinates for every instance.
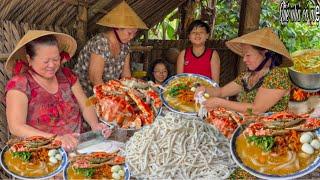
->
[289,67,320,91]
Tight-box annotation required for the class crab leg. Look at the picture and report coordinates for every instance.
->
[24,135,57,148]
[285,118,320,131]
[127,89,154,125]
[260,118,306,129]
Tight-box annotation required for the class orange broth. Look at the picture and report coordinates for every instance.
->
[67,164,122,179]
[164,77,212,112]
[4,150,60,177]
[236,134,319,175]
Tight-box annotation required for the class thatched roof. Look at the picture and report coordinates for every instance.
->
[0,0,186,33]
[0,0,186,56]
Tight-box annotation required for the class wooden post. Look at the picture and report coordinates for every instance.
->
[76,0,88,50]
[178,1,188,39]
[237,0,262,72]
[209,0,217,39]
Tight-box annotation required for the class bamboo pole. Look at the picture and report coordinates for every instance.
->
[76,0,88,49]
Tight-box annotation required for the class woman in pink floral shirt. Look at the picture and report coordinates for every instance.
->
[5,30,111,151]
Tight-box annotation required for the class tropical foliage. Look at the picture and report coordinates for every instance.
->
[147,0,320,52]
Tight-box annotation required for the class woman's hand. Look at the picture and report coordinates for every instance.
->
[203,97,226,111]
[91,122,112,139]
[56,133,79,152]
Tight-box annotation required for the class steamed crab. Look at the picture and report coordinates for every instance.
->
[244,112,320,136]
[71,152,125,169]
[8,135,62,152]
[91,77,162,129]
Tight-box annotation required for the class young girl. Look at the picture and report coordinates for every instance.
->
[176,20,220,83]
[148,59,171,84]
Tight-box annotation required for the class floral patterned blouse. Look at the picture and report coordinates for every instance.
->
[73,33,130,96]
[234,67,291,112]
[5,68,82,135]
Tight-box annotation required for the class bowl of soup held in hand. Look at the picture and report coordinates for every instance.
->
[0,135,67,180]
[161,73,219,115]
[230,112,320,180]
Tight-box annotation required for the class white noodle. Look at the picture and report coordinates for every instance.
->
[123,112,236,179]
[273,151,297,171]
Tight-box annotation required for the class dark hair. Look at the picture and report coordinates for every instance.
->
[25,35,58,59]
[187,20,210,34]
[147,59,171,83]
[251,45,283,70]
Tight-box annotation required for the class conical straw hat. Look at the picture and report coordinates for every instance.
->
[97,1,148,29]
[226,27,293,67]
[5,30,77,74]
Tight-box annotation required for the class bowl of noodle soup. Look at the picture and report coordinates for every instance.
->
[0,145,68,180]
[63,153,130,180]
[289,49,320,91]
[161,73,219,115]
[63,162,130,180]
[230,123,320,179]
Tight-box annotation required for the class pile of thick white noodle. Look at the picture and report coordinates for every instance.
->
[124,112,236,179]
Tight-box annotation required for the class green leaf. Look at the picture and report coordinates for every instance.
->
[168,84,188,97]
[247,135,275,152]
[75,168,95,178]
[12,151,32,162]
[166,24,175,40]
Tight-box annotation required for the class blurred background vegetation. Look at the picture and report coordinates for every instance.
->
[147,0,320,53]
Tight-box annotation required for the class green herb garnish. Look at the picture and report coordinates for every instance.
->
[75,168,95,178]
[247,135,275,152]
[12,151,32,162]
[168,84,188,97]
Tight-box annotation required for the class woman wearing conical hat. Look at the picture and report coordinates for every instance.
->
[5,31,111,151]
[74,1,148,96]
[196,28,293,114]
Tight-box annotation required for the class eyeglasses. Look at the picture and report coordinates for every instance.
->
[154,70,168,74]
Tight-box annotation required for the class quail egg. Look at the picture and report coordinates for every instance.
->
[310,139,320,150]
[300,133,313,143]
[301,143,314,154]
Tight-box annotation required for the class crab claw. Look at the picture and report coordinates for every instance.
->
[285,118,320,131]
[107,156,125,165]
